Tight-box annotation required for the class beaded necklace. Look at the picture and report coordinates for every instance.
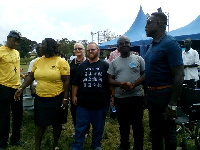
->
[75,57,86,64]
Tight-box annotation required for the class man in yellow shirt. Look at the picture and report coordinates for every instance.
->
[0,30,23,149]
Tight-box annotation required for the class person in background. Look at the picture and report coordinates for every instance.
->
[108,48,120,63]
[27,44,42,97]
[14,38,70,150]
[71,42,110,150]
[69,52,77,64]
[104,53,110,63]
[108,35,145,150]
[69,43,88,136]
[0,30,24,149]
[145,12,184,150]
[182,38,200,84]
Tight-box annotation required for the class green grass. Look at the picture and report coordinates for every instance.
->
[6,108,198,150]
[20,64,29,73]
[17,63,198,150]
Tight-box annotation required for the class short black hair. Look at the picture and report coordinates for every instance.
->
[44,38,60,57]
[151,12,167,25]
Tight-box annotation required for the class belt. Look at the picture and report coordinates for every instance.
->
[147,85,172,90]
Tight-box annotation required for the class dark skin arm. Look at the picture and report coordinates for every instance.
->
[108,71,145,92]
[14,72,35,101]
[28,72,36,96]
[166,65,184,121]
[61,75,70,107]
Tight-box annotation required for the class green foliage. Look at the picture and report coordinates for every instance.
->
[20,57,32,65]
[58,38,76,59]
[17,37,37,58]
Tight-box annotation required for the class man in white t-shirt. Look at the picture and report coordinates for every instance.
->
[28,44,42,96]
[182,38,200,82]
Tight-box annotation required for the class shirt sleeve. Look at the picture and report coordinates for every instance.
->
[59,59,70,75]
[194,50,200,65]
[166,39,183,67]
[139,56,145,72]
[28,60,34,72]
[107,61,115,75]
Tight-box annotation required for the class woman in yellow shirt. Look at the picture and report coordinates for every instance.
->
[14,38,70,150]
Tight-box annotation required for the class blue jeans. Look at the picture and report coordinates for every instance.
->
[71,106,108,150]
[146,87,177,150]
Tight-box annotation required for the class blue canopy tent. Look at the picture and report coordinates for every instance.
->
[99,6,152,51]
[99,6,200,56]
[168,15,200,41]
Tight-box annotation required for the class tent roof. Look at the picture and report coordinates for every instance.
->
[99,6,151,49]
[99,7,200,50]
[169,15,200,37]
[168,15,200,41]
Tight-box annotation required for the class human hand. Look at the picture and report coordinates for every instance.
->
[72,96,77,105]
[110,97,115,106]
[165,107,177,121]
[14,88,23,101]
[61,99,69,110]
[120,82,133,92]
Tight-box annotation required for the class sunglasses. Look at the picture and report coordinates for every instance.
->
[74,48,83,50]
[146,19,153,25]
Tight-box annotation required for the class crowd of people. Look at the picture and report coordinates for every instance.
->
[0,11,199,150]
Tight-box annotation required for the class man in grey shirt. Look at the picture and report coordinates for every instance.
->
[107,35,145,150]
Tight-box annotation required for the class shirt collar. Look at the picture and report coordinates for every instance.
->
[152,32,167,44]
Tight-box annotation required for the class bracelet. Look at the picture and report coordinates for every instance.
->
[18,87,23,91]
[168,104,177,110]
[63,98,70,101]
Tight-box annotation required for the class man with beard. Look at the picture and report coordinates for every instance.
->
[107,35,145,150]
[71,42,110,150]
[145,12,184,150]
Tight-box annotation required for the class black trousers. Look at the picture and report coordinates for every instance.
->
[146,87,176,150]
[0,84,23,148]
[115,96,144,150]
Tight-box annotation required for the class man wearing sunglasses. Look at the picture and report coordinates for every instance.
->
[0,30,24,149]
[145,12,184,150]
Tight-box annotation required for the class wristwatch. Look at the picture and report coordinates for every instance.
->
[63,98,70,102]
[168,104,177,110]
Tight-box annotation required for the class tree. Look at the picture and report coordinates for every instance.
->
[17,37,37,58]
[58,38,76,59]
[105,31,120,42]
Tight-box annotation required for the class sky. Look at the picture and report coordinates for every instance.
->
[0,0,199,45]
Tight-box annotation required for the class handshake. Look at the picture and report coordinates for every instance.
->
[120,82,135,92]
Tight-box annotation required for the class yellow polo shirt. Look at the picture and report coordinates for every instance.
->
[0,46,20,89]
[32,56,70,97]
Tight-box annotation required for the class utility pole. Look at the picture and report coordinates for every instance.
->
[157,7,169,32]
[91,32,96,42]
